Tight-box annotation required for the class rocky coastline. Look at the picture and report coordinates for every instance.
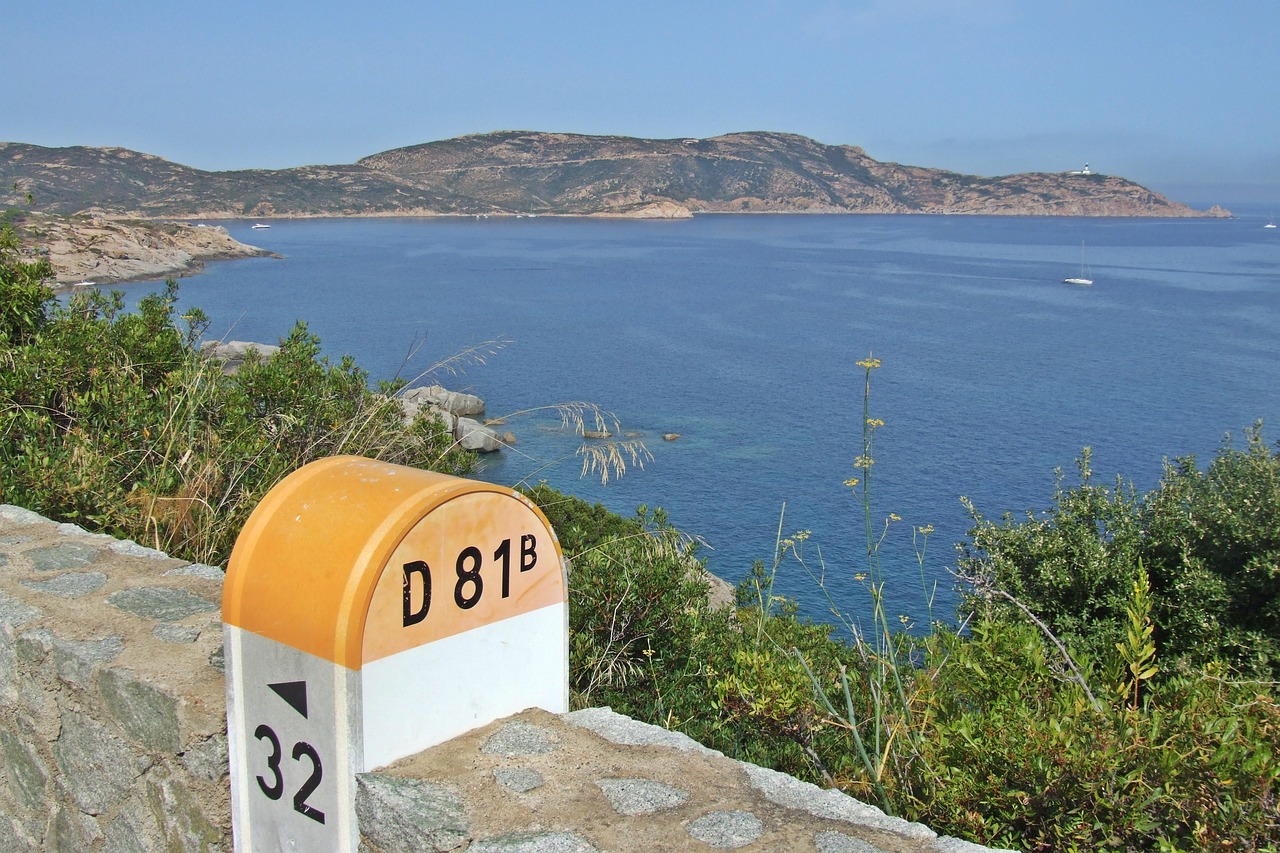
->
[13,212,275,289]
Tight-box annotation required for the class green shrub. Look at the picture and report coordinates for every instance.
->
[959,426,1280,679]
[0,223,55,346]
[0,272,473,565]
[519,482,643,553]
[914,608,1280,851]
[1142,424,1280,676]
[957,449,1147,668]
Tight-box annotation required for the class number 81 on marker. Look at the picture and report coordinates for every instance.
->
[401,534,538,625]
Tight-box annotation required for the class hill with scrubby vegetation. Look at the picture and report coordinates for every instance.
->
[1,132,1225,219]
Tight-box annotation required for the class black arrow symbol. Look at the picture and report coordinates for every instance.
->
[268,681,308,719]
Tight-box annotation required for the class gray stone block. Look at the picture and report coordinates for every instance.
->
[52,634,125,688]
[493,767,545,793]
[481,721,560,755]
[179,733,229,781]
[104,799,160,853]
[0,505,47,525]
[816,830,893,853]
[109,539,170,559]
[685,810,764,849]
[53,711,137,815]
[0,814,38,853]
[470,832,599,853]
[99,668,180,753]
[0,593,41,628]
[153,623,201,644]
[0,726,48,811]
[933,837,1020,853]
[0,627,19,707]
[564,706,719,755]
[744,761,936,843]
[55,804,104,850]
[14,628,53,665]
[356,773,469,852]
[165,563,226,583]
[143,764,225,852]
[596,777,689,815]
[27,540,101,571]
[107,587,217,622]
[20,570,107,597]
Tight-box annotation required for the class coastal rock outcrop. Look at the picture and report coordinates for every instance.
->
[198,340,281,375]
[399,384,505,453]
[14,212,273,287]
[455,417,505,452]
[401,384,486,418]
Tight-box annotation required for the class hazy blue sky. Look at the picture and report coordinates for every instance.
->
[8,1,1278,204]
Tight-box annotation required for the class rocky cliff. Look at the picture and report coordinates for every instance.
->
[2,132,1225,220]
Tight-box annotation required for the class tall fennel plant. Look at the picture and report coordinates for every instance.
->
[790,354,937,814]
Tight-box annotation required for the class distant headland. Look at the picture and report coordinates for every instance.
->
[2,131,1229,220]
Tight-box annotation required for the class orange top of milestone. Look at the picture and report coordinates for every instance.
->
[224,456,565,669]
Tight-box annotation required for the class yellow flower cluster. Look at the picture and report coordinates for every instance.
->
[856,355,882,370]
[779,529,812,552]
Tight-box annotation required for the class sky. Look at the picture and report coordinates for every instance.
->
[7,1,1279,206]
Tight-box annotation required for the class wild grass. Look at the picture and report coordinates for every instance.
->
[488,400,653,486]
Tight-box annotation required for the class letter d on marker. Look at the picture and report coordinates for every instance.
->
[402,560,432,627]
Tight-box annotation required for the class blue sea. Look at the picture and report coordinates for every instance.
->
[119,211,1280,629]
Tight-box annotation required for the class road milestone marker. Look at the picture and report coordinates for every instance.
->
[223,455,568,851]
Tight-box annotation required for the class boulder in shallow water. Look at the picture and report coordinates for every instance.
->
[455,417,503,452]
[402,384,485,417]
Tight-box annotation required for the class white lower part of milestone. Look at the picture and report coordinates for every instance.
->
[225,625,362,853]
[226,603,568,851]
[361,602,569,769]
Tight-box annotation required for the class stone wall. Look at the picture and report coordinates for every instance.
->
[0,505,228,851]
[0,505,1013,852]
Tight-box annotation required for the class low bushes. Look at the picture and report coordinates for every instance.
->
[0,226,472,564]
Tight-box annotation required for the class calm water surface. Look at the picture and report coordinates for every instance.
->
[121,212,1280,627]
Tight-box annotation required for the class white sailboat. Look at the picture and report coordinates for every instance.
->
[1063,241,1093,285]
[1265,214,1277,229]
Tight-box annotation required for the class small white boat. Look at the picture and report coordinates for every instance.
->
[251,223,271,229]
[73,280,96,287]
[1063,241,1093,285]
[1265,214,1277,229]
